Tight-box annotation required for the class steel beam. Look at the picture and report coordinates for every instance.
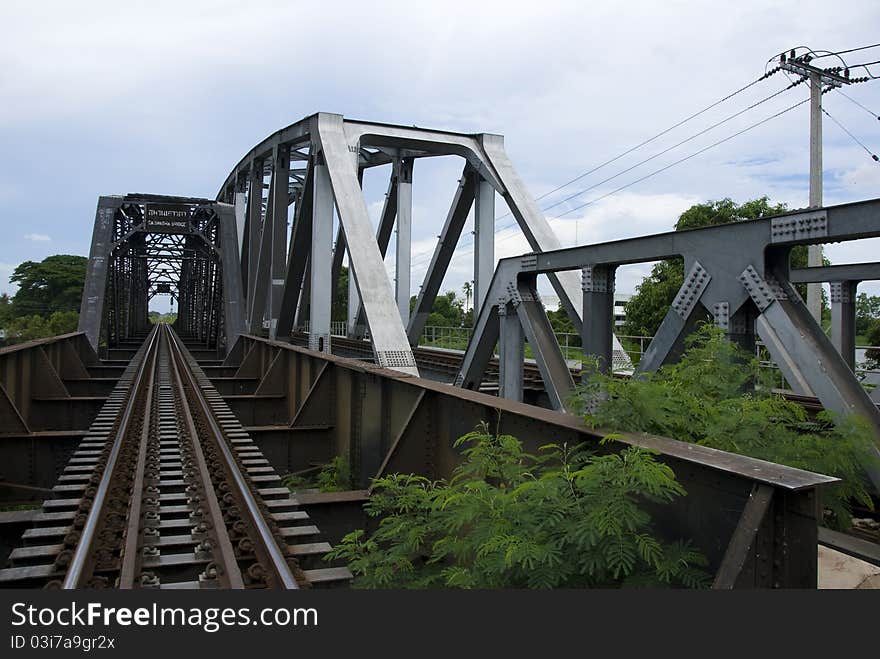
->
[267,145,290,339]
[217,203,245,353]
[408,168,475,344]
[580,265,615,376]
[276,164,313,339]
[350,169,399,336]
[474,174,495,319]
[309,161,333,354]
[314,113,418,375]
[498,304,523,402]
[790,262,880,284]
[395,158,413,325]
[830,281,857,371]
[514,279,575,411]
[747,270,880,490]
[245,162,263,315]
[78,197,122,351]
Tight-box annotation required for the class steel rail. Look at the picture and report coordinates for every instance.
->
[117,328,159,589]
[165,327,299,589]
[163,325,246,588]
[63,324,161,589]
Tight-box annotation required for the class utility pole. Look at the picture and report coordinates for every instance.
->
[779,50,853,322]
[807,69,824,322]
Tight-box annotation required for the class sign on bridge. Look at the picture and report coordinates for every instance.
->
[145,203,192,233]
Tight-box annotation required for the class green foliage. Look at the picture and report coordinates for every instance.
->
[426,291,465,328]
[9,255,87,318]
[866,321,880,367]
[148,312,177,324]
[326,425,709,589]
[3,311,79,344]
[0,293,12,327]
[620,198,815,338]
[547,303,581,346]
[856,293,880,337]
[283,456,351,492]
[332,266,349,324]
[578,323,878,529]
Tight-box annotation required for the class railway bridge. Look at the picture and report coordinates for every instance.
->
[1,113,879,589]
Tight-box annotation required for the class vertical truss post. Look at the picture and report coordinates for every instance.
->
[268,145,290,339]
[310,158,333,354]
[474,173,495,320]
[277,163,313,339]
[315,113,417,375]
[78,196,121,351]
[498,303,524,402]
[245,161,263,319]
[217,203,245,353]
[407,167,476,344]
[830,280,857,371]
[581,265,615,376]
[395,158,413,325]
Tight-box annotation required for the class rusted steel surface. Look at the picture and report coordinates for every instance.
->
[217,334,838,588]
[0,327,351,589]
[0,333,114,503]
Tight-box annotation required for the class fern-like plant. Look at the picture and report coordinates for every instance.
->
[575,322,877,529]
[326,425,709,588]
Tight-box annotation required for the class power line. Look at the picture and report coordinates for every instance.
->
[503,68,782,216]
[554,97,811,219]
[822,107,880,162]
[834,89,880,120]
[812,44,880,58]
[417,97,811,270]
[411,81,805,271]
[537,80,804,217]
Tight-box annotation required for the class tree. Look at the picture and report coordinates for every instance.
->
[856,293,880,336]
[4,311,79,344]
[9,255,87,318]
[332,265,350,323]
[866,321,880,367]
[424,291,465,327]
[621,198,814,338]
[579,323,877,530]
[0,293,11,327]
[547,303,581,345]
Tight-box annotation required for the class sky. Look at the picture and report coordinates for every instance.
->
[2,0,879,315]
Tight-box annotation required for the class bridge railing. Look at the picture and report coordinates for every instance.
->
[221,333,837,588]
[0,331,110,501]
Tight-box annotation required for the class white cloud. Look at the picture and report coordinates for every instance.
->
[3,0,880,304]
[23,233,50,242]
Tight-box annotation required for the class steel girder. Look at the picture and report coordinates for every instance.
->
[217,112,632,376]
[220,333,834,588]
[77,194,244,354]
[456,198,880,488]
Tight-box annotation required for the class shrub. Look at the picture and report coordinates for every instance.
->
[576,323,877,529]
[327,425,708,588]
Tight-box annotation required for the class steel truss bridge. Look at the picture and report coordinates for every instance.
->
[1,113,879,588]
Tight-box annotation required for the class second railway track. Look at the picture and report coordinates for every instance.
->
[0,325,351,589]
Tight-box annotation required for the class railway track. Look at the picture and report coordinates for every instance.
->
[0,325,351,589]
